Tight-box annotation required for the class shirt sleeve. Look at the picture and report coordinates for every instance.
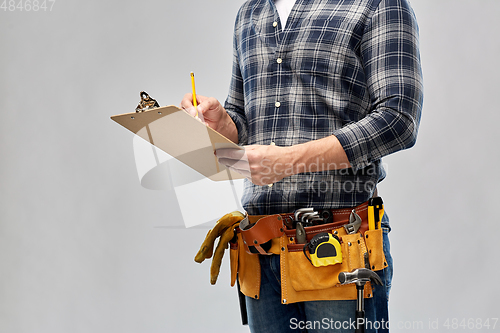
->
[332,0,424,170]
[224,13,248,145]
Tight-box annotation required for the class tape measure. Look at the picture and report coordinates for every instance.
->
[303,232,342,267]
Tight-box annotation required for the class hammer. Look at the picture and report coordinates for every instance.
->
[338,268,383,333]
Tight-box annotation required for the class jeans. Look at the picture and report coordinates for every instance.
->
[245,214,393,333]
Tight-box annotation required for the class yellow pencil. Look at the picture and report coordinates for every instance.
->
[190,72,199,118]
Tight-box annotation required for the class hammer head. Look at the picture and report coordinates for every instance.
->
[338,268,383,286]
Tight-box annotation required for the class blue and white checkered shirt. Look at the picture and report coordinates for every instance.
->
[225,0,423,215]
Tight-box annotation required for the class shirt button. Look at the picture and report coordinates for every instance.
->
[273,21,278,27]
[275,102,281,108]
[277,58,282,64]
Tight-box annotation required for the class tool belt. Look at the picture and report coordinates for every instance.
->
[229,201,388,304]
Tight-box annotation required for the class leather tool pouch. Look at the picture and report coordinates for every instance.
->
[230,215,387,304]
[238,214,285,255]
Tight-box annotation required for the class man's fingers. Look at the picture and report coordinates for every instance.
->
[217,157,249,170]
[180,93,207,121]
[196,97,218,115]
[219,155,274,186]
[185,106,198,117]
[216,148,250,177]
[216,146,273,184]
[216,148,248,162]
[180,93,194,109]
[217,155,251,176]
[221,164,252,179]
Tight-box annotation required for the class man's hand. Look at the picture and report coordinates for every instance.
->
[180,93,238,143]
[216,145,294,186]
[216,135,352,186]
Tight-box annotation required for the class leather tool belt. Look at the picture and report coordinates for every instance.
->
[229,200,387,304]
[238,202,371,255]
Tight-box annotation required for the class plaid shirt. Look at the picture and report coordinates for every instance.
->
[225,0,423,215]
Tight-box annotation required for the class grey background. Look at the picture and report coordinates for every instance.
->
[1,0,499,332]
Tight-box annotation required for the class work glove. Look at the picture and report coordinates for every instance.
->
[194,211,245,285]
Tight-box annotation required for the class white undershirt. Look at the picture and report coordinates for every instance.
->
[274,0,296,27]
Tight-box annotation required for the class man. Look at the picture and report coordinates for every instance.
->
[181,0,422,331]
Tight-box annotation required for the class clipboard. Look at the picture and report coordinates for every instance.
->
[111,105,245,181]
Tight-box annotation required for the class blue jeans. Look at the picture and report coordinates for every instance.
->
[245,214,393,333]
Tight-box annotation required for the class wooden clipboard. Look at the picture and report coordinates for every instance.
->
[111,105,245,181]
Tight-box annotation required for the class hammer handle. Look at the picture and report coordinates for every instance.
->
[355,310,365,333]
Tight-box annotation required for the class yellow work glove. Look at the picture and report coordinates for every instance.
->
[194,211,245,285]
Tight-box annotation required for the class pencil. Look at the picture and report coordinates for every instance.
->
[190,72,199,118]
